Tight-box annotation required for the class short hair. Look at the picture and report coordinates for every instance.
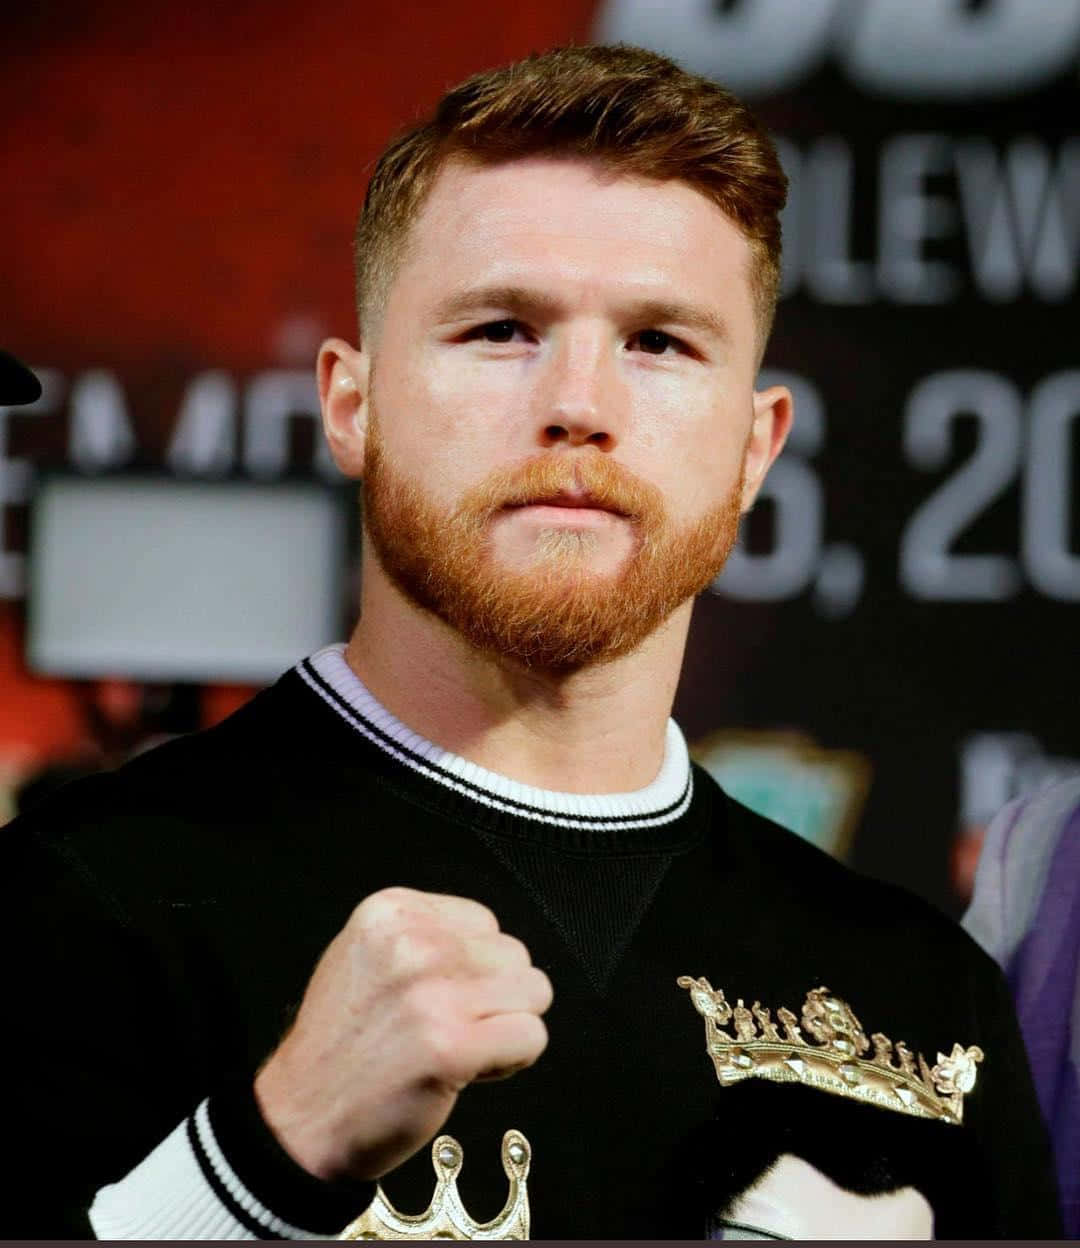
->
[354,45,787,344]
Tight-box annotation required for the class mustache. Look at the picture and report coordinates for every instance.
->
[460,454,663,523]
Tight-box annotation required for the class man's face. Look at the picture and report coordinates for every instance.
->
[342,156,787,669]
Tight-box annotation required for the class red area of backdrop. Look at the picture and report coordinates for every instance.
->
[0,0,595,785]
[3,0,594,369]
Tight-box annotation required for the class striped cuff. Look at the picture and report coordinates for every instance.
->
[89,1088,376,1240]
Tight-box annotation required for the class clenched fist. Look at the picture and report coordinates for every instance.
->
[253,887,553,1183]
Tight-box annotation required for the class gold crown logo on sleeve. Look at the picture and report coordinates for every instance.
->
[338,1129,531,1241]
[678,977,983,1125]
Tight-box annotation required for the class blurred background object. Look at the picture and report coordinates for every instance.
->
[962,778,1080,1237]
[0,351,42,407]
[952,732,1080,900]
[691,729,870,861]
[26,473,348,684]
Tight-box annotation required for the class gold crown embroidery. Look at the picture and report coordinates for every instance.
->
[678,976,983,1125]
[338,1130,531,1241]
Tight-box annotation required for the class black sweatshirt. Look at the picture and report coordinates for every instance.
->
[2,646,1061,1238]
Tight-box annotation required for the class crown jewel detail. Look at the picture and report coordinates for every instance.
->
[678,976,983,1125]
[338,1130,531,1240]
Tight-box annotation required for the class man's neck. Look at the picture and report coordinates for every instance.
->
[344,574,692,795]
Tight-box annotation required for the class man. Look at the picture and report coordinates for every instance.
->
[5,47,1059,1238]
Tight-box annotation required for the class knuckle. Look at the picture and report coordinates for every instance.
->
[498,1013,548,1070]
[381,884,424,907]
[389,926,440,975]
[530,967,554,1011]
[422,1020,467,1078]
[351,890,440,963]
[356,885,415,925]
[469,899,500,929]
[498,934,530,966]
[350,891,392,935]
[423,1023,454,1065]
[346,902,370,934]
[524,1013,549,1056]
[439,894,498,931]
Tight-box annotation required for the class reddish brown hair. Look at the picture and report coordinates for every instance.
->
[355,44,787,341]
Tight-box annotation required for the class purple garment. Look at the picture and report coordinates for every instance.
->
[963,778,1080,1238]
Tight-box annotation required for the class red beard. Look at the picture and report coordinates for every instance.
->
[363,411,744,671]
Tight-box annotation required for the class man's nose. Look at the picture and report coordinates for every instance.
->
[537,332,620,450]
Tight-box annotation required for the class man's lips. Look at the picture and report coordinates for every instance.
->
[503,490,628,516]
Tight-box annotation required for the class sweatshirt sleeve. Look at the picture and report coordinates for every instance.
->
[89,1084,375,1239]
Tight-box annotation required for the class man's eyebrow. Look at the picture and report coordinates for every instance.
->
[431,285,561,323]
[630,299,732,344]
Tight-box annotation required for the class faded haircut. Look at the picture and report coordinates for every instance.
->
[353,44,787,343]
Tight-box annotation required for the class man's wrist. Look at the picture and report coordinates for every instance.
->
[88,1081,377,1241]
[216,1074,379,1232]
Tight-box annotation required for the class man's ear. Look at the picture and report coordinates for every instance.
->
[741,383,793,512]
[318,337,370,479]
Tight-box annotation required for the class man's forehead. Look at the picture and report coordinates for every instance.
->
[394,154,756,315]
[415,153,742,237]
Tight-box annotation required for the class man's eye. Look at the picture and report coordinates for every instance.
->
[475,320,520,343]
[633,329,675,355]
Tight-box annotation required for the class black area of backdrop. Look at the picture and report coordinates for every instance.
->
[670,44,1079,913]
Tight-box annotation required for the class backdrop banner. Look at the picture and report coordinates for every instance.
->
[2,0,1077,913]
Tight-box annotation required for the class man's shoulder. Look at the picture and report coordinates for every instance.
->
[701,767,990,969]
[3,668,328,908]
[690,772,1015,1089]
[18,674,286,812]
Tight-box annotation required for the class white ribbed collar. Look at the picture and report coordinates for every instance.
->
[297,644,693,831]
